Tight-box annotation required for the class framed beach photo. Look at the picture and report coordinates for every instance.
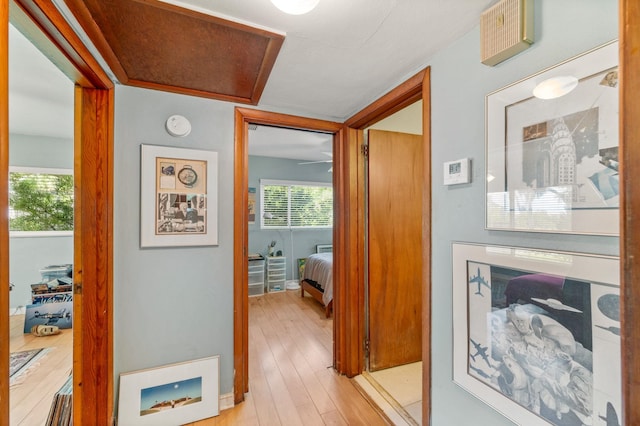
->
[485,41,619,235]
[452,242,620,426]
[117,356,220,425]
[140,144,218,247]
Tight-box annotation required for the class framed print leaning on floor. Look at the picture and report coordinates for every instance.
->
[118,356,220,425]
[452,242,620,426]
[140,144,218,247]
[485,40,619,235]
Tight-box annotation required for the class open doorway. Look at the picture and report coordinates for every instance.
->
[232,108,342,403]
[247,125,334,297]
[1,2,114,424]
[357,101,424,426]
[8,21,75,424]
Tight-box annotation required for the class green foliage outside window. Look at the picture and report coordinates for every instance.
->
[9,172,74,231]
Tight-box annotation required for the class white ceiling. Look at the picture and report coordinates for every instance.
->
[9,0,497,160]
[9,24,74,140]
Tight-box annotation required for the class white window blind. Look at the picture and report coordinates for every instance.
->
[260,179,333,229]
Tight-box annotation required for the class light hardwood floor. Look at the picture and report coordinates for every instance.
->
[9,290,386,425]
[187,290,388,426]
[9,313,72,426]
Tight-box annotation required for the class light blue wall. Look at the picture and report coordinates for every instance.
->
[9,133,73,168]
[113,86,237,396]
[248,155,332,280]
[428,1,618,424]
[110,0,617,420]
[9,133,73,310]
[9,235,73,309]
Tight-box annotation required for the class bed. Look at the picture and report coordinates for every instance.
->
[301,251,333,317]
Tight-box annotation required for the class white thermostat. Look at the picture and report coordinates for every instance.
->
[443,158,471,185]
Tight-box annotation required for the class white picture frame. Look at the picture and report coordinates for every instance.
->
[486,40,619,235]
[118,356,220,425]
[452,242,620,426]
[140,144,218,247]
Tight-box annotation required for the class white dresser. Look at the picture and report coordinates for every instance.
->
[248,258,265,296]
[266,256,286,292]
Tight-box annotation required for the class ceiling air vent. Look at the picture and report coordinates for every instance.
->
[480,0,534,66]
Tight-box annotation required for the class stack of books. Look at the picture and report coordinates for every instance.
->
[46,374,73,425]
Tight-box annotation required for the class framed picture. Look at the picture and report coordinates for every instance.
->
[140,145,218,247]
[118,356,220,425]
[452,242,620,426]
[248,187,256,224]
[23,301,73,333]
[486,40,619,235]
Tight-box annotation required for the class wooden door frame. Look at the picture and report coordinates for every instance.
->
[1,1,114,425]
[343,68,431,421]
[233,107,342,403]
[620,2,640,425]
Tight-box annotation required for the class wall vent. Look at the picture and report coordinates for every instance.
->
[480,0,534,66]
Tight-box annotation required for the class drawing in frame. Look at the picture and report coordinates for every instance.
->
[452,242,620,426]
[485,40,619,235]
[141,144,218,247]
[118,355,220,425]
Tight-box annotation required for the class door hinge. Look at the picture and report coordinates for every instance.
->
[74,282,82,295]
[364,338,370,356]
[361,144,369,159]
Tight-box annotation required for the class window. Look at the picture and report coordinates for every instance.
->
[260,179,332,229]
[9,167,74,232]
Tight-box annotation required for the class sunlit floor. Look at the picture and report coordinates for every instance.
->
[10,313,72,426]
[356,361,422,425]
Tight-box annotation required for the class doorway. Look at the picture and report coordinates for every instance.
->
[343,68,431,424]
[8,21,75,424]
[234,70,431,410]
[233,108,342,402]
[1,1,114,424]
[247,124,334,294]
[359,103,424,425]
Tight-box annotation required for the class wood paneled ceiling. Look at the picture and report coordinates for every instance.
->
[64,0,285,104]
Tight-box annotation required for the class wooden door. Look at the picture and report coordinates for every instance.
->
[367,129,423,371]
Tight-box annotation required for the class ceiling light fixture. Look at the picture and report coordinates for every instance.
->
[532,76,579,100]
[270,0,319,15]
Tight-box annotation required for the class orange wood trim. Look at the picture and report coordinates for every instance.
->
[345,69,426,129]
[233,107,250,404]
[235,107,343,132]
[233,107,342,402]
[72,87,84,422]
[332,126,350,373]
[0,1,9,424]
[250,37,286,104]
[620,1,639,425]
[122,79,261,106]
[61,0,129,84]
[336,126,365,377]
[73,85,114,425]
[343,68,430,412]
[421,67,432,426]
[11,0,113,89]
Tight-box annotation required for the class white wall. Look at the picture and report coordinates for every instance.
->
[428,1,618,424]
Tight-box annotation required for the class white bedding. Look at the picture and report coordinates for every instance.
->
[303,252,333,306]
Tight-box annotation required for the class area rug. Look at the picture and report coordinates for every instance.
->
[9,348,50,386]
